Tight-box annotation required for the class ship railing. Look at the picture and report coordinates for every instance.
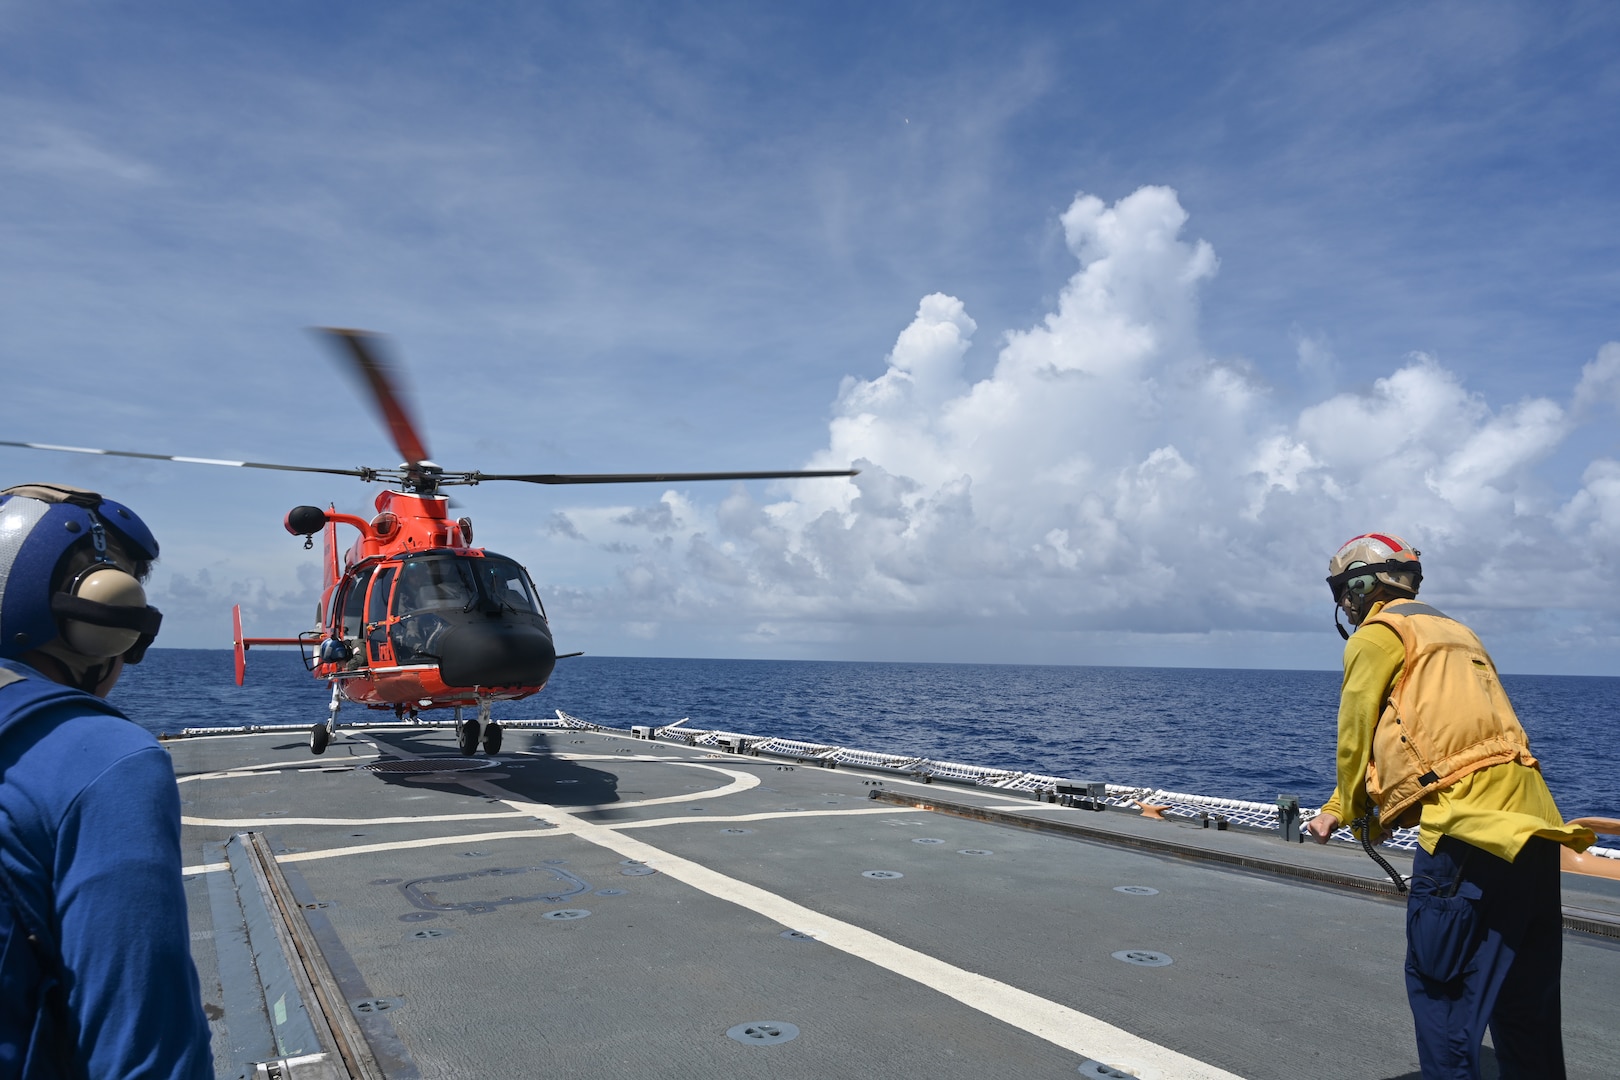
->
[552,714,1618,861]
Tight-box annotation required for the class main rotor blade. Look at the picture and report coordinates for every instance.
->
[0,440,375,480]
[470,468,859,485]
[317,328,432,466]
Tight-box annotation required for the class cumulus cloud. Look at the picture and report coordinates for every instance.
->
[544,186,1620,650]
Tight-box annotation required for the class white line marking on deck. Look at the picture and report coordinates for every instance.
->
[177,755,379,782]
[180,806,921,875]
[181,811,532,827]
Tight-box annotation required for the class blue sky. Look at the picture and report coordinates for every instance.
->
[3,2,1618,673]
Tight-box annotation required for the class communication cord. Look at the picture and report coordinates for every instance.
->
[1352,815,1408,893]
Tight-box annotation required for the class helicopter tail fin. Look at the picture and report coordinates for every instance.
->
[231,604,303,686]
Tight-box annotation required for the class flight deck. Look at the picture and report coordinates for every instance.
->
[172,722,1620,1080]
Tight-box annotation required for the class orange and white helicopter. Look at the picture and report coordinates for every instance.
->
[4,330,855,756]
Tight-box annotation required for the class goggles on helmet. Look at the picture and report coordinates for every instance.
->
[1325,557,1424,605]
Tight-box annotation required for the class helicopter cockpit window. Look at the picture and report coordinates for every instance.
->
[477,556,541,616]
[389,555,478,665]
[340,567,374,640]
[391,556,479,615]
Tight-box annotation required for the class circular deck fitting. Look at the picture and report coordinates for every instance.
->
[1114,886,1160,896]
[911,838,944,845]
[351,998,402,1015]
[780,930,815,942]
[1111,949,1173,967]
[398,912,438,922]
[542,909,591,921]
[410,928,452,940]
[593,889,628,897]
[862,870,904,880]
[370,878,402,886]
[726,1021,799,1046]
[542,859,568,866]
[958,849,993,856]
[720,828,755,835]
[1079,1060,1138,1079]
[362,758,497,775]
[621,866,658,877]
[457,850,490,858]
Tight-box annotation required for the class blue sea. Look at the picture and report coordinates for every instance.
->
[114,650,1620,820]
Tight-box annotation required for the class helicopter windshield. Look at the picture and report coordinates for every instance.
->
[391,555,479,615]
[388,553,543,666]
[476,555,542,616]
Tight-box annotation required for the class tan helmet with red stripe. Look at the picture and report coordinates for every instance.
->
[1326,533,1422,637]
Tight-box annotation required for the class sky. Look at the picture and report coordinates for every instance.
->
[2,1,1619,674]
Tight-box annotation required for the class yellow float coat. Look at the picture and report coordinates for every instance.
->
[1320,600,1592,860]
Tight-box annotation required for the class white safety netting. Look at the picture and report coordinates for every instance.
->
[640,718,1620,860]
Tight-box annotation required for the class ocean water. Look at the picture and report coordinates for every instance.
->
[114,650,1620,820]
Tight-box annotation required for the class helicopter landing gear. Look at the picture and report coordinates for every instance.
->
[312,684,342,755]
[459,696,492,756]
[482,721,503,756]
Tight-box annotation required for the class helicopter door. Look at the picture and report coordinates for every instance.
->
[366,565,398,666]
[335,566,374,669]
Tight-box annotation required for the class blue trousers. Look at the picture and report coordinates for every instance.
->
[1405,834,1564,1079]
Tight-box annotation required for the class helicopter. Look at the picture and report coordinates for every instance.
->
[3,329,856,756]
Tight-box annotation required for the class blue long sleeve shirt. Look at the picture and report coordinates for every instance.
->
[0,663,212,1080]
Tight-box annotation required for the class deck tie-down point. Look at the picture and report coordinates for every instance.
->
[726,1021,799,1046]
[1111,949,1173,967]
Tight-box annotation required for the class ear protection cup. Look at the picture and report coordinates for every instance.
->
[60,565,147,657]
[1344,570,1377,597]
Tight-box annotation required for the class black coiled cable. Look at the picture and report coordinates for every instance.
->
[1352,814,1408,893]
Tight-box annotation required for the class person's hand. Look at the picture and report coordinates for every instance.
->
[1306,812,1340,844]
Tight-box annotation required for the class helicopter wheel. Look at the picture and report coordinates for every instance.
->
[457,720,481,756]
[482,721,503,756]
[310,723,330,755]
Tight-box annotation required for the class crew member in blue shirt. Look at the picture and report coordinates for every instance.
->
[0,483,212,1079]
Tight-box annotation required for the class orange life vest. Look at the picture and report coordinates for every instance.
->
[1361,599,1538,828]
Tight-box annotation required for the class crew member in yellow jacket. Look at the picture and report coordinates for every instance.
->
[1305,532,1593,1080]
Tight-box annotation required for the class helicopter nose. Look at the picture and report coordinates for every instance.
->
[437,622,557,688]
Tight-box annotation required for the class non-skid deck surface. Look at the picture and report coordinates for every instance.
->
[174,726,1620,1080]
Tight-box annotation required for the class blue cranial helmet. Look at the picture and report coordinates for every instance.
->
[0,484,162,662]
